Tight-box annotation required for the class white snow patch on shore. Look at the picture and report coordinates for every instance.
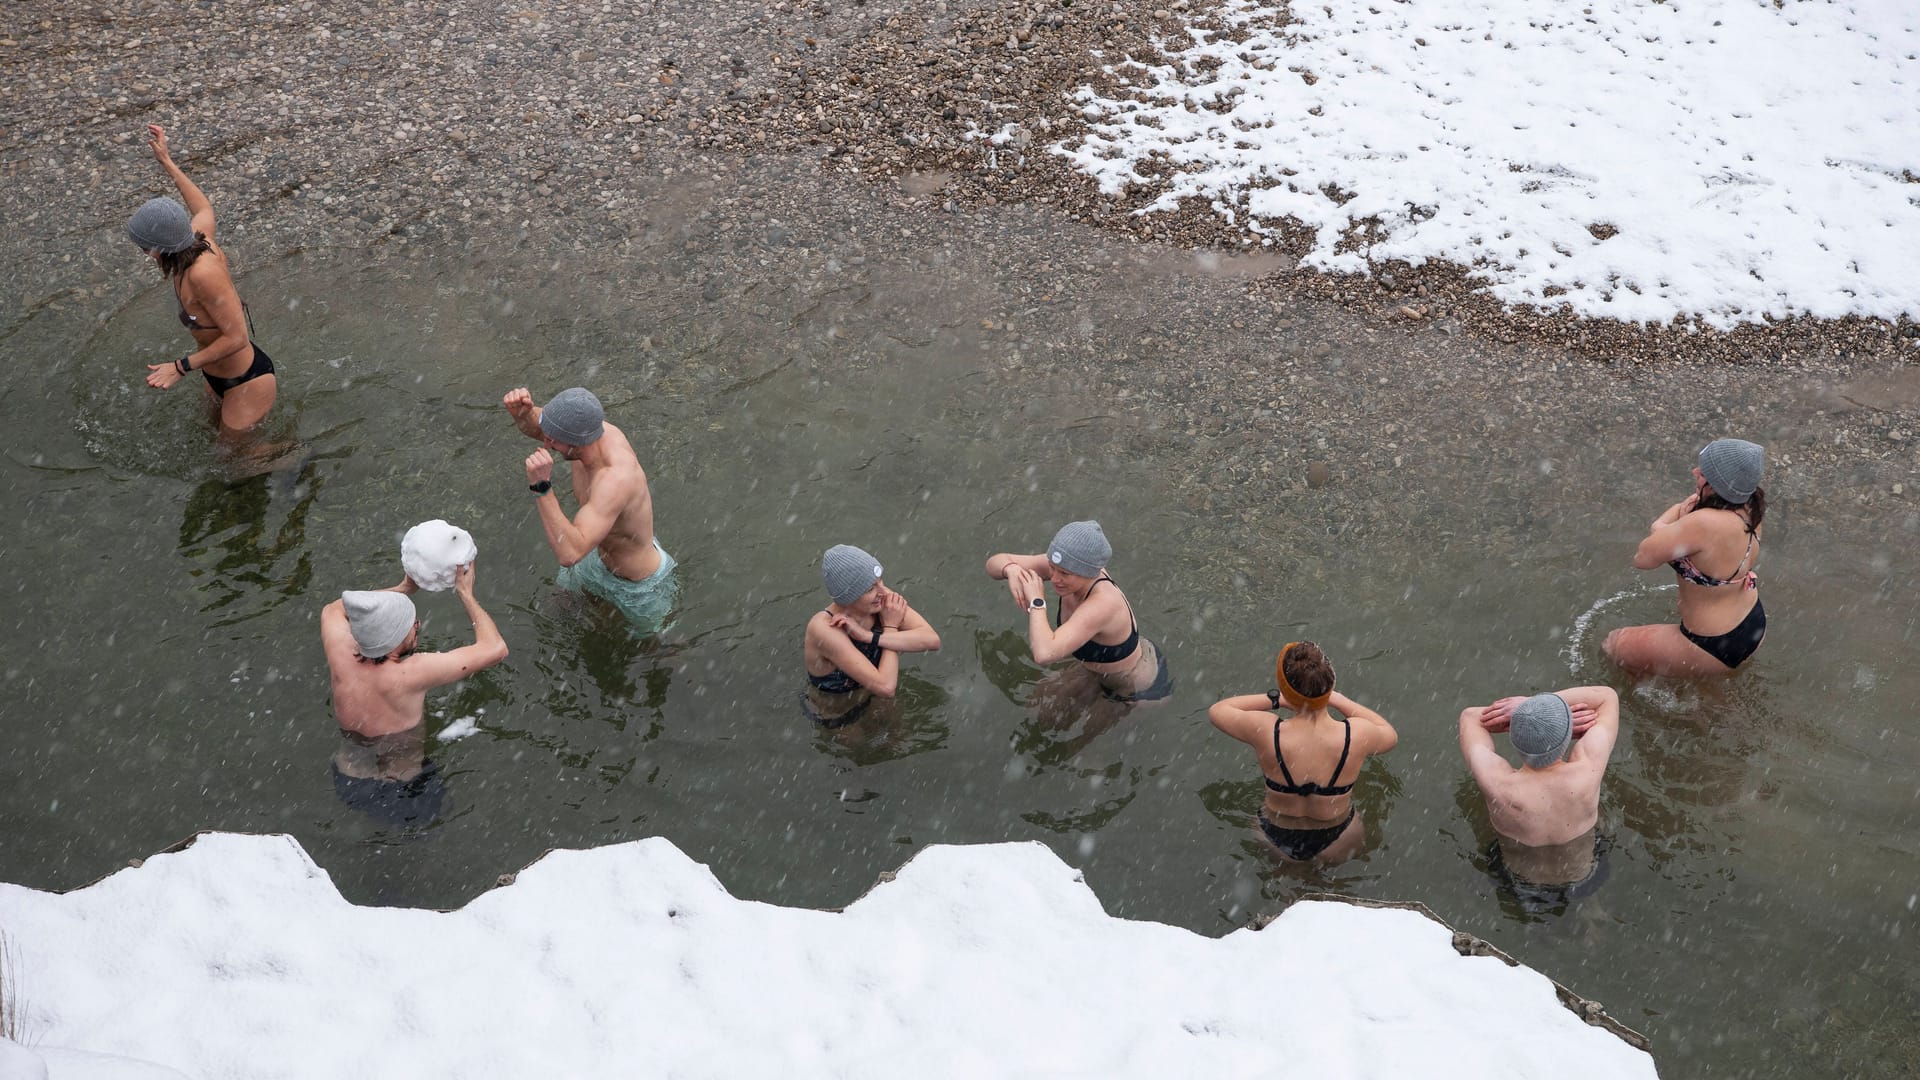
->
[0,833,1656,1079]
[1059,0,1920,327]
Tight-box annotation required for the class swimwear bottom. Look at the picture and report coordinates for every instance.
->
[204,343,276,398]
[1486,834,1612,916]
[1680,598,1766,669]
[1258,808,1356,861]
[557,540,678,632]
[802,687,874,729]
[331,760,445,827]
[1098,636,1174,703]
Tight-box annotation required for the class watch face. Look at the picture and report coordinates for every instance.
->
[1030,597,1046,608]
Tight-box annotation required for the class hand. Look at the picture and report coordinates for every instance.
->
[1570,703,1598,738]
[146,123,172,164]
[1009,566,1046,607]
[1479,696,1527,734]
[395,573,421,595]
[503,387,536,423]
[826,611,873,644]
[454,560,476,597]
[880,589,908,628]
[525,448,553,485]
[146,361,184,390]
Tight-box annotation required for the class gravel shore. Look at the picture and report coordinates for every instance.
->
[3,0,1915,521]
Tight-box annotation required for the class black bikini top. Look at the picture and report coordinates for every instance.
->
[1264,715,1355,797]
[807,617,885,694]
[1052,576,1140,664]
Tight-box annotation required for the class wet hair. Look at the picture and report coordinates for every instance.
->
[1280,640,1336,700]
[154,233,212,280]
[1696,486,1765,533]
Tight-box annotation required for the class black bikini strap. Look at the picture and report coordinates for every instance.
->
[1327,718,1353,789]
[1271,718,1300,791]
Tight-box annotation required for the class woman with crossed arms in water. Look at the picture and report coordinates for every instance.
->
[984,520,1170,703]
[803,544,941,726]
[1605,438,1768,676]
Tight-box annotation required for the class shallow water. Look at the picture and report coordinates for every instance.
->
[3,173,1917,1077]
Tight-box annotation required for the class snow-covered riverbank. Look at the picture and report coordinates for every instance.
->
[0,833,1654,1079]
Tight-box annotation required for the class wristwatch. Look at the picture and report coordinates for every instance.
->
[1267,689,1282,709]
[529,480,553,495]
[1028,596,1046,610]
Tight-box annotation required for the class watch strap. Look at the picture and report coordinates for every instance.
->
[529,480,553,495]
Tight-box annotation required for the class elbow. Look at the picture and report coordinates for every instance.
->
[555,548,585,568]
[489,642,510,667]
[925,634,943,653]
[872,679,898,699]
[1207,705,1233,733]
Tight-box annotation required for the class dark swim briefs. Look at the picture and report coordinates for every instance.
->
[1680,598,1766,669]
[203,343,276,397]
[1485,833,1612,916]
[331,760,445,826]
[1258,808,1355,861]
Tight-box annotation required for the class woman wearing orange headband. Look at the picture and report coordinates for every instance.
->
[1208,641,1398,863]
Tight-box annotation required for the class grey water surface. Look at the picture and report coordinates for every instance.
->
[2,175,1916,1077]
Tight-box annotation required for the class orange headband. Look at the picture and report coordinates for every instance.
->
[1275,642,1333,711]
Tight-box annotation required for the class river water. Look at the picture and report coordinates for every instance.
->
[2,163,1916,1077]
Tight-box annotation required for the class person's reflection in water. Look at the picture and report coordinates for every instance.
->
[177,460,322,623]
[974,628,1133,767]
[808,675,951,766]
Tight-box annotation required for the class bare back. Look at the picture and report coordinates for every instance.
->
[1673,508,1761,637]
[1477,752,1606,847]
[1260,712,1370,826]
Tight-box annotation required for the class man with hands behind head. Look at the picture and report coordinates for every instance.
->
[1458,686,1620,891]
[504,386,678,629]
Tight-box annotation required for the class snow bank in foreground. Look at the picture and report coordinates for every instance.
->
[1059,0,1920,327]
[0,834,1656,1079]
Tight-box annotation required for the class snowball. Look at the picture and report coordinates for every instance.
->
[400,520,477,592]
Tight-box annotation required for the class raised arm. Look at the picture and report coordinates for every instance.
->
[502,387,546,441]
[146,125,214,238]
[399,563,508,690]
[874,593,941,654]
[1556,685,1621,767]
[1457,706,1512,789]
[985,552,1051,580]
[1633,501,1704,570]
[1330,691,1398,753]
[1208,694,1276,746]
[1009,566,1109,664]
[524,449,630,566]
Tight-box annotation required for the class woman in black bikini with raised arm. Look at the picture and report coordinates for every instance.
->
[1604,438,1767,677]
[127,124,277,433]
[985,520,1170,702]
[1208,641,1397,864]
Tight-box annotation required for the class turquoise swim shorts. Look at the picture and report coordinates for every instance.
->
[557,540,679,632]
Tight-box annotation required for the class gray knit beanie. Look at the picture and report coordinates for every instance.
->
[1697,438,1763,504]
[822,544,883,606]
[1047,520,1111,578]
[342,591,417,658]
[127,196,194,254]
[539,387,606,446]
[1510,693,1574,769]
